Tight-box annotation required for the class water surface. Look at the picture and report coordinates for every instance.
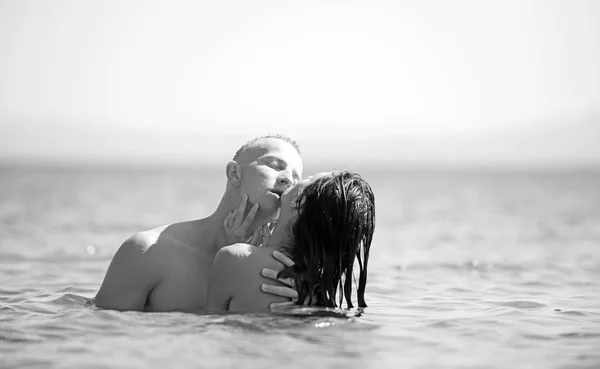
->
[1,167,599,368]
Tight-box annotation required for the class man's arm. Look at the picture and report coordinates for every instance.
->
[94,234,161,311]
[261,250,299,309]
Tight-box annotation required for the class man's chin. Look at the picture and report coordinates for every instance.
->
[263,208,280,223]
[257,195,281,222]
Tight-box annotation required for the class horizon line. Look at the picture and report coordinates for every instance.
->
[2,158,600,175]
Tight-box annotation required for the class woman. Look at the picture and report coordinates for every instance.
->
[205,171,375,312]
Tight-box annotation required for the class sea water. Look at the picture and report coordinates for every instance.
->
[1,166,599,368]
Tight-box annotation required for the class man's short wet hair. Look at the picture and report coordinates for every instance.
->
[233,134,301,161]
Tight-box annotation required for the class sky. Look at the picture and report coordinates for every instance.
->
[1,0,599,170]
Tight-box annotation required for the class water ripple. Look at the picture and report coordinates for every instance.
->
[490,301,548,309]
[2,170,600,368]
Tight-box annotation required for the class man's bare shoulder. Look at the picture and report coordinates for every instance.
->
[94,226,169,310]
[114,221,211,275]
[123,221,192,252]
[111,225,165,257]
[123,230,155,250]
[100,224,177,282]
[96,221,205,311]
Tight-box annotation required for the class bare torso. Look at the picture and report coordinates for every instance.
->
[141,226,214,312]
[95,220,221,312]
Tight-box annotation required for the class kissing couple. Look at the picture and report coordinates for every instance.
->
[95,134,375,313]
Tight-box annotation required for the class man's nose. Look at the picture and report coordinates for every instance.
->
[276,174,293,189]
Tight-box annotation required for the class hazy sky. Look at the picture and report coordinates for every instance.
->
[1,0,599,169]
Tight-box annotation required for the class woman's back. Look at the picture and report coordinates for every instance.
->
[205,244,290,313]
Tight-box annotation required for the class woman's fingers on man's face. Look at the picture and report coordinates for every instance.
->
[224,194,265,244]
[239,203,258,230]
[248,225,264,245]
[233,194,248,228]
[260,224,271,246]
[223,211,232,228]
[224,211,237,242]
[229,195,256,240]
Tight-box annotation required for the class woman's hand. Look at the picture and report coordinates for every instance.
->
[223,194,259,244]
[261,250,299,310]
[224,194,273,246]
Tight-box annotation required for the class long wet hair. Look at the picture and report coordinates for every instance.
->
[278,171,375,308]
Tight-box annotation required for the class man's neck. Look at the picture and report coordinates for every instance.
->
[265,220,293,252]
[208,188,274,251]
[200,212,233,255]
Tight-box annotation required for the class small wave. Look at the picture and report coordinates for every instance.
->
[396,260,526,273]
[490,301,548,309]
[0,251,106,264]
[190,309,366,335]
[519,280,557,287]
[0,253,29,263]
[521,333,556,341]
[426,320,455,328]
[48,293,94,307]
[0,303,17,313]
[556,310,590,316]
[0,331,44,344]
[270,305,365,319]
[56,286,95,294]
[559,332,600,339]
[0,287,38,297]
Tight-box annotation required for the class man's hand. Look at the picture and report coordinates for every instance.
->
[261,250,299,309]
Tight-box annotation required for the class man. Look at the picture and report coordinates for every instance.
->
[95,134,303,312]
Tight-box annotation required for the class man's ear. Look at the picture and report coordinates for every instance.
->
[226,161,242,187]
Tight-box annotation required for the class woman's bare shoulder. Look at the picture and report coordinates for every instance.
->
[216,244,284,272]
[218,243,254,258]
[225,246,289,312]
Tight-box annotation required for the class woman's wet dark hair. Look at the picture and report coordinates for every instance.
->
[279,171,375,308]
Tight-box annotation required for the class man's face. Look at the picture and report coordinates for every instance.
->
[278,172,331,221]
[238,138,303,220]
